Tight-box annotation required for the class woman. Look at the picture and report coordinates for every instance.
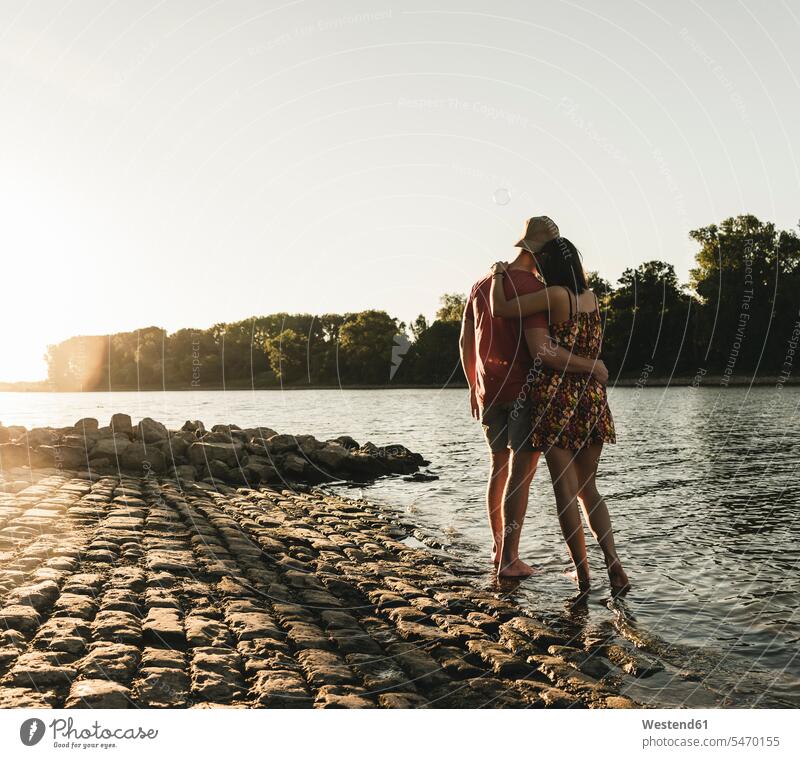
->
[490,237,629,592]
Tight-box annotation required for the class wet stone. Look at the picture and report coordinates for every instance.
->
[52,594,97,620]
[142,647,187,670]
[252,669,312,708]
[78,643,140,683]
[0,687,59,708]
[143,608,185,647]
[92,610,142,644]
[65,679,132,709]
[185,616,233,648]
[8,652,77,688]
[134,668,191,707]
[0,605,41,635]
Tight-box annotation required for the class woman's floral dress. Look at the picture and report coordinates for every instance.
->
[530,289,616,451]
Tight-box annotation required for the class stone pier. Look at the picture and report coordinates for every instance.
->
[0,470,638,708]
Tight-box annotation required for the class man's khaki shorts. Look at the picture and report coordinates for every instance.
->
[480,395,535,453]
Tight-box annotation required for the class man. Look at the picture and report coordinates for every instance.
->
[459,216,608,578]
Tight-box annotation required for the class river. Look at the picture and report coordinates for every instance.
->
[1,386,798,707]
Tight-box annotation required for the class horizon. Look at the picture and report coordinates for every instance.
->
[2,0,799,381]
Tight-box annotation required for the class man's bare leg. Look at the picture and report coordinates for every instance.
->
[487,449,510,563]
[545,447,590,590]
[497,450,539,577]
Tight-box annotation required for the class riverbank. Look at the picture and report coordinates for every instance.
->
[0,466,643,708]
[2,374,798,392]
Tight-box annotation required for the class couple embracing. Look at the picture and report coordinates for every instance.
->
[459,216,629,592]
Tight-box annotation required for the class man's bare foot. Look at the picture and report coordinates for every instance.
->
[607,562,630,592]
[497,558,535,578]
[565,567,591,592]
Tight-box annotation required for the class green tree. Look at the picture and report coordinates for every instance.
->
[603,260,694,376]
[436,293,466,322]
[689,215,800,375]
[338,310,400,384]
[264,329,308,383]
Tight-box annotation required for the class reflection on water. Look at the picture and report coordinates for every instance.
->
[1,386,798,707]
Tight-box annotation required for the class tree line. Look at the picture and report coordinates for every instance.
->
[44,215,800,391]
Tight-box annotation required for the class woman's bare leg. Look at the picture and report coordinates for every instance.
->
[574,443,630,590]
[545,447,590,589]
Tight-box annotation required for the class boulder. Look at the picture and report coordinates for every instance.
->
[295,435,321,456]
[281,452,308,477]
[135,417,168,443]
[332,435,360,451]
[154,436,189,460]
[0,425,9,443]
[243,462,280,484]
[110,413,133,437]
[172,465,196,481]
[74,418,99,432]
[120,444,166,474]
[187,442,243,468]
[0,443,29,469]
[206,459,232,481]
[243,427,278,442]
[36,445,87,470]
[266,434,298,454]
[91,435,132,458]
[312,442,350,471]
[181,419,206,435]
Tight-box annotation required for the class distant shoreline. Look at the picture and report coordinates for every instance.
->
[1,375,797,392]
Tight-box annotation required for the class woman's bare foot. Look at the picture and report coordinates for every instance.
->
[491,544,501,565]
[565,567,591,592]
[497,558,535,578]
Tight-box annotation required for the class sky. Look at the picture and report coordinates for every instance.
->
[1,0,799,382]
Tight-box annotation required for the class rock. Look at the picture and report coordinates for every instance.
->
[120,443,166,474]
[266,434,298,454]
[403,472,439,482]
[91,435,133,458]
[143,608,185,647]
[188,442,243,468]
[252,669,312,708]
[281,452,308,477]
[65,679,132,709]
[604,644,664,677]
[92,611,141,644]
[190,648,247,703]
[134,667,190,707]
[331,435,360,451]
[500,616,564,653]
[36,445,87,469]
[181,420,206,435]
[8,580,60,611]
[312,442,350,471]
[185,616,232,648]
[136,417,168,443]
[0,425,10,443]
[111,413,134,437]
[227,612,282,642]
[74,417,99,432]
[78,643,140,682]
[0,605,42,635]
[0,686,59,708]
[8,652,77,688]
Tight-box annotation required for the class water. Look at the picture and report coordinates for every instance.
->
[1,386,798,707]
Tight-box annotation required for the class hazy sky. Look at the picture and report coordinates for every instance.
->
[1,0,798,381]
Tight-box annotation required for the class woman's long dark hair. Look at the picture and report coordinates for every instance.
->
[534,237,588,294]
